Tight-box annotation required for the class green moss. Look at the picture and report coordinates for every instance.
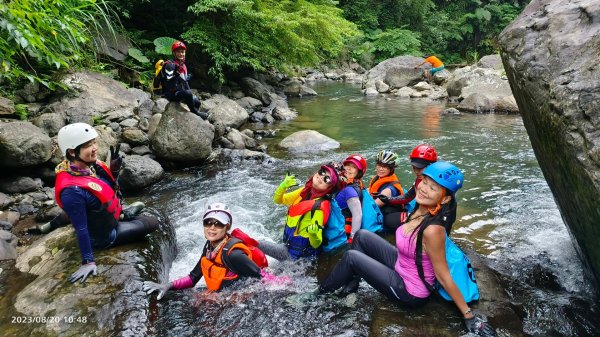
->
[15,104,28,120]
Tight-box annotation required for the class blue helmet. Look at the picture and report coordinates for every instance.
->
[422,161,464,193]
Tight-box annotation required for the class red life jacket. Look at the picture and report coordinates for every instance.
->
[55,161,122,221]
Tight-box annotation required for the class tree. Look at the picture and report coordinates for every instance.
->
[183,0,358,82]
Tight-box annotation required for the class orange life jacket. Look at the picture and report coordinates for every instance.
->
[201,237,252,291]
[368,173,404,198]
[55,161,122,221]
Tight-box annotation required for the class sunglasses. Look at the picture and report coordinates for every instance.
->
[203,220,227,229]
[318,168,333,184]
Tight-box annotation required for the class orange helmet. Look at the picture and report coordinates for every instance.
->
[171,40,187,53]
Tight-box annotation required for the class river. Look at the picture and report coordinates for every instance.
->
[142,81,599,336]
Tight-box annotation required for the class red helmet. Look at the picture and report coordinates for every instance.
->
[171,40,187,53]
[409,144,438,168]
[343,154,367,178]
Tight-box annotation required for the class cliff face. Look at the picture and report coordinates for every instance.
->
[499,0,600,288]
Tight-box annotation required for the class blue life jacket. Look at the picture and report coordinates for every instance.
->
[347,183,383,233]
[436,236,480,302]
[322,199,348,253]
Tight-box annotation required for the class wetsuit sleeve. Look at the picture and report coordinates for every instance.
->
[227,249,261,278]
[275,188,302,206]
[346,197,362,238]
[188,258,204,286]
[389,185,416,206]
[60,188,95,264]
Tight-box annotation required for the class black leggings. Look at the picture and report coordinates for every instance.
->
[320,229,427,306]
[167,90,200,114]
[109,215,160,247]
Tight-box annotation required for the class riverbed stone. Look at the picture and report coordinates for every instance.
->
[241,77,274,105]
[0,96,15,116]
[121,128,148,146]
[477,54,504,70]
[499,0,600,287]
[0,230,17,260]
[236,96,264,113]
[118,155,164,191]
[364,56,423,93]
[32,112,65,137]
[279,130,340,153]
[207,98,249,129]
[0,121,52,168]
[0,176,42,194]
[150,103,214,164]
[0,211,20,226]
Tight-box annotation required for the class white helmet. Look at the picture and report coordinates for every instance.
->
[203,202,232,225]
[57,123,98,156]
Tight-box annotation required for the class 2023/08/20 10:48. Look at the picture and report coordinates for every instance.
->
[12,315,88,324]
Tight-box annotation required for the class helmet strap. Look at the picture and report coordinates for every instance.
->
[427,189,446,215]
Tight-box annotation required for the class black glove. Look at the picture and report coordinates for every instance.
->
[464,315,497,337]
[375,194,389,204]
[69,263,97,283]
[109,144,123,177]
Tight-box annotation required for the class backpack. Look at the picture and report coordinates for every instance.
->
[349,183,383,233]
[152,59,165,94]
[322,198,348,253]
[417,233,480,303]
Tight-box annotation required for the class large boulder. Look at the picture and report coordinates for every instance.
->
[42,72,140,125]
[0,121,52,168]
[448,66,518,113]
[207,97,249,130]
[0,96,15,117]
[150,102,214,164]
[499,0,600,287]
[279,130,340,153]
[240,77,277,105]
[10,211,174,336]
[118,155,164,191]
[364,56,423,93]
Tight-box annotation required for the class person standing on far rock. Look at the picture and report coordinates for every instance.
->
[55,123,159,284]
[415,55,445,82]
[153,40,208,120]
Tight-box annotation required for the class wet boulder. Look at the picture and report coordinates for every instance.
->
[279,130,340,153]
[499,0,600,287]
[150,102,214,165]
[12,211,174,337]
[0,121,52,168]
[118,155,164,191]
[241,77,277,105]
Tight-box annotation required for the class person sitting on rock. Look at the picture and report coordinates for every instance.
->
[55,123,160,284]
[415,55,445,82]
[28,143,146,235]
[153,40,208,120]
[143,203,285,299]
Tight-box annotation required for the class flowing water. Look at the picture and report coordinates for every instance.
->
[142,82,599,336]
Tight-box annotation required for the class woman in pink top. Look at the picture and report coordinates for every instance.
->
[319,162,496,336]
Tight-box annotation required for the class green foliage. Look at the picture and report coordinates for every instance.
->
[0,0,119,91]
[91,115,104,126]
[153,37,177,56]
[128,48,150,64]
[15,104,28,120]
[368,28,421,64]
[184,0,358,82]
